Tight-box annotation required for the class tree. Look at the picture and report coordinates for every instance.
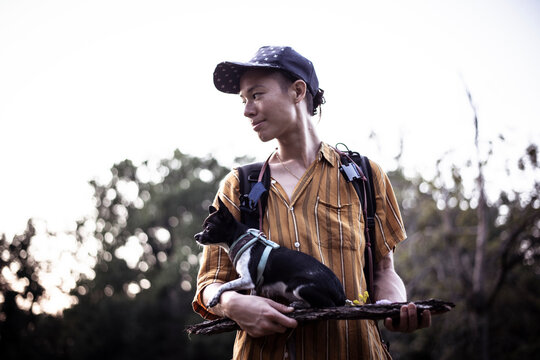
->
[0,220,48,358]
[2,144,537,359]
[382,142,540,359]
[59,149,236,360]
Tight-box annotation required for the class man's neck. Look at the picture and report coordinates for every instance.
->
[275,115,321,167]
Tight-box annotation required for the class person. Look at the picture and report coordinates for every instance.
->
[192,46,431,359]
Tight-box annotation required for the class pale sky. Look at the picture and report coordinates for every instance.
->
[1,0,539,240]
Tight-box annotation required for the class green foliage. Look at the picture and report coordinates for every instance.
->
[63,149,235,359]
[382,144,540,359]
[1,150,235,359]
[1,145,538,359]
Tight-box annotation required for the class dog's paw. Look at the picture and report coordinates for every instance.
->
[290,301,310,309]
[207,297,220,309]
[206,301,216,308]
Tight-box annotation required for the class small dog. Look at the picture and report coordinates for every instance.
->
[195,198,346,309]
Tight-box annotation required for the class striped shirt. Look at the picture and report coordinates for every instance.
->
[193,143,406,359]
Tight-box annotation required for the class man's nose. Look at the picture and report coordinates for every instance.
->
[244,101,256,118]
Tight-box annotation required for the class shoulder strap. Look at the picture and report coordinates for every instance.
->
[337,146,377,302]
[346,152,389,349]
[238,162,271,229]
[349,152,376,239]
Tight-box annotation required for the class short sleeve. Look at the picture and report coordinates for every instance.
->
[369,160,407,262]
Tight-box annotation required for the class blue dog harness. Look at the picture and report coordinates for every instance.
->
[228,229,280,287]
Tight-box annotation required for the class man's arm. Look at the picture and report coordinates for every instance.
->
[202,283,298,338]
[373,251,431,332]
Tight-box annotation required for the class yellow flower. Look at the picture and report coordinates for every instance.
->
[359,291,369,303]
[351,291,370,306]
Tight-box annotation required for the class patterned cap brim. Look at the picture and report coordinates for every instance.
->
[213,61,282,94]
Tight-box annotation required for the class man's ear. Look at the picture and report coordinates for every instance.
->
[291,79,307,104]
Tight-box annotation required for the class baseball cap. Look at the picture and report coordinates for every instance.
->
[213,46,320,97]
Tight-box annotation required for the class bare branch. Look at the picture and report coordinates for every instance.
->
[186,299,455,335]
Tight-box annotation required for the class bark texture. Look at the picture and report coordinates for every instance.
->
[186,299,455,335]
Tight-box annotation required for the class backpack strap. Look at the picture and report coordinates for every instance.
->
[339,148,389,350]
[336,145,377,302]
[238,162,263,229]
[238,158,272,230]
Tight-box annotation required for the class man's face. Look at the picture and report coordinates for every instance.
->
[239,70,297,143]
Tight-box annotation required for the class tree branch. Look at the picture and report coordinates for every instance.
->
[186,299,455,335]
[486,209,539,308]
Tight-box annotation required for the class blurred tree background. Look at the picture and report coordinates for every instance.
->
[1,141,538,359]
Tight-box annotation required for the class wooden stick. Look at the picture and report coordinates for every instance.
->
[186,299,455,335]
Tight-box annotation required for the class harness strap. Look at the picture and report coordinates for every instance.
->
[256,243,275,287]
[231,235,259,267]
[229,229,280,287]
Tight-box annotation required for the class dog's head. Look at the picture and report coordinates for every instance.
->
[194,197,239,249]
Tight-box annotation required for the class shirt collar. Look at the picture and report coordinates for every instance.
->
[318,142,338,167]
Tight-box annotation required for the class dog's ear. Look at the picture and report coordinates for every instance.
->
[208,205,217,214]
[217,197,226,209]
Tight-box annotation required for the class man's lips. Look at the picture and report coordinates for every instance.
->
[252,120,264,132]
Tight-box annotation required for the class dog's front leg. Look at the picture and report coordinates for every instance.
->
[207,277,255,308]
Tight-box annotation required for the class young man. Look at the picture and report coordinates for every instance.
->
[193,46,431,359]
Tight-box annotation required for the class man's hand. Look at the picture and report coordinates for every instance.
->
[221,291,298,337]
[374,253,432,332]
[202,284,297,338]
[383,302,431,333]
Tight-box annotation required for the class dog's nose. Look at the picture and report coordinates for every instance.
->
[194,232,201,241]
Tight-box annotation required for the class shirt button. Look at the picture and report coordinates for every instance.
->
[294,242,300,248]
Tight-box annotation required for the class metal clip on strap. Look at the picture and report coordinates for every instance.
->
[340,162,362,182]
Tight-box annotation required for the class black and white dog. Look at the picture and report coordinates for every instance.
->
[194,198,346,309]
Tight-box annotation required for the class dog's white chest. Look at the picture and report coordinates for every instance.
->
[234,251,253,282]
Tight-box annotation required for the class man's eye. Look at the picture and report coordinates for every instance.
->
[252,93,261,99]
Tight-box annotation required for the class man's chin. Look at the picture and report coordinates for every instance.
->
[256,132,273,143]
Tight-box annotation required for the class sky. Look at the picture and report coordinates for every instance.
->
[1,1,539,312]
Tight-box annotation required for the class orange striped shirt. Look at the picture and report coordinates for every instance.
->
[193,143,406,359]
